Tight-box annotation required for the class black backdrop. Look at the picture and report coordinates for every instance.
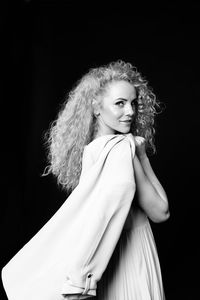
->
[1,1,200,299]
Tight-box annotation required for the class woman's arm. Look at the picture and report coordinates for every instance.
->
[133,136,170,223]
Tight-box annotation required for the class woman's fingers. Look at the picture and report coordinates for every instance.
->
[134,136,146,146]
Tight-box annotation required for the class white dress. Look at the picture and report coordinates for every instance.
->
[83,135,165,300]
[96,208,165,300]
[2,134,165,300]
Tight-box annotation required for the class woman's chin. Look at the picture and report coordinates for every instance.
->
[115,129,131,134]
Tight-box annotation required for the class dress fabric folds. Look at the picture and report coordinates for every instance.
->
[96,208,165,300]
[1,133,165,300]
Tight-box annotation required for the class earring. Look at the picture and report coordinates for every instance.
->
[94,112,100,117]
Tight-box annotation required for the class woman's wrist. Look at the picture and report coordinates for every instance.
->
[136,152,148,162]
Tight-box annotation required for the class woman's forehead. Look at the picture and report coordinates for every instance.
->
[104,80,137,99]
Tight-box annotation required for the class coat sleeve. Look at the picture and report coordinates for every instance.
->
[1,135,136,300]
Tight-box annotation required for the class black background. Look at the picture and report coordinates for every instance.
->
[1,1,200,299]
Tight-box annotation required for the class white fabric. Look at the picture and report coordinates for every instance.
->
[2,134,137,300]
[84,134,165,299]
[97,208,165,300]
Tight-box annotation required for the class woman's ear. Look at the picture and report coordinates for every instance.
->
[92,99,100,117]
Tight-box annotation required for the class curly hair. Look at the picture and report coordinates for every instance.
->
[43,60,163,192]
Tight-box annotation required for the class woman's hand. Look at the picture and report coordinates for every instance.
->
[134,136,147,159]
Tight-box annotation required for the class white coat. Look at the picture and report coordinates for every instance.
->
[1,134,136,300]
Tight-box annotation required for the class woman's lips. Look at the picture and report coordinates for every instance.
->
[120,120,132,123]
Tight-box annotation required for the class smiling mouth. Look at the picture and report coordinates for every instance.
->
[120,120,132,123]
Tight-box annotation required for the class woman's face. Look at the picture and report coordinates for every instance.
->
[96,80,137,136]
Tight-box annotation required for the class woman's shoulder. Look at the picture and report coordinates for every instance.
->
[85,134,125,151]
[80,133,136,179]
[84,133,135,160]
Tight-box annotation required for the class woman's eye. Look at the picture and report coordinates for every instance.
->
[115,101,124,107]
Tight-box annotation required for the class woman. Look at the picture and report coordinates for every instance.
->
[2,60,169,300]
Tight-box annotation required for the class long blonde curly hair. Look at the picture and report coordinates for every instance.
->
[43,60,163,192]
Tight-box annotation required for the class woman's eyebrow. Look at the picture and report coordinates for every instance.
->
[115,97,137,102]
